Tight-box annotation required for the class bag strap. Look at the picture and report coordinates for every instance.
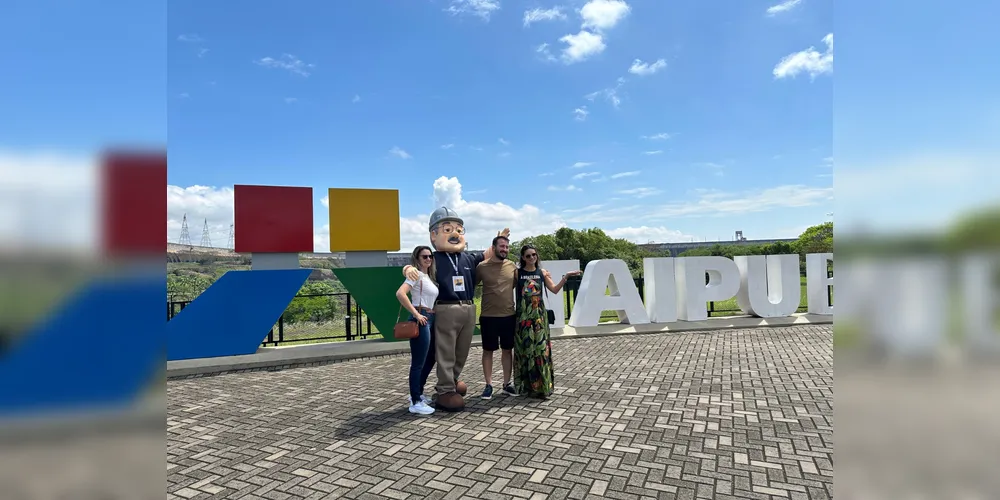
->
[397,273,424,323]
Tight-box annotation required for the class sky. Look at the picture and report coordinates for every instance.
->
[3,0,994,253]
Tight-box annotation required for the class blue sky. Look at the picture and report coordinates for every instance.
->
[5,0,841,250]
[164,0,834,250]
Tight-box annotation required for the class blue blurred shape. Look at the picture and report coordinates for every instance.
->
[0,275,164,415]
[167,269,310,360]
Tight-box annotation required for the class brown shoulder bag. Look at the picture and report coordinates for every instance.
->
[392,278,422,340]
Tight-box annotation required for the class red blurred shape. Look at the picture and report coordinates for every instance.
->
[102,150,168,255]
[234,185,314,253]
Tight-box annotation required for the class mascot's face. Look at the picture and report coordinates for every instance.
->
[430,221,466,253]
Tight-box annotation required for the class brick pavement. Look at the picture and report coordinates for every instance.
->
[168,325,832,499]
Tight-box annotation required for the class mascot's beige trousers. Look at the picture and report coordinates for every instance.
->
[433,302,477,395]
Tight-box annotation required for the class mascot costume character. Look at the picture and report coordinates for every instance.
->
[403,207,508,412]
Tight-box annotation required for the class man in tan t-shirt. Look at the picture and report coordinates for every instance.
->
[475,235,518,399]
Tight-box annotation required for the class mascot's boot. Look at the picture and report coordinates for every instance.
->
[456,380,467,396]
[437,392,465,412]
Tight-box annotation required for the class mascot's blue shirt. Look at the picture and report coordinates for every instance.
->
[433,251,485,301]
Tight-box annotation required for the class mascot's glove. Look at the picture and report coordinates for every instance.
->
[402,265,420,281]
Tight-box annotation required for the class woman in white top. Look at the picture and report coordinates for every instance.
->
[395,245,440,415]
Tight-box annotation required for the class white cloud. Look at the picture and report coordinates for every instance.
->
[499,151,511,158]
[641,132,671,140]
[540,172,555,177]
[444,0,501,20]
[177,34,203,43]
[699,162,726,177]
[389,146,412,159]
[498,138,510,146]
[352,94,361,103]
[397,176,570,250]
[320,195,329,208]
[573,106,590,121]
[441,143,455,149]
[284,97,298,104]
[254,54,315,77]
[178,92,190,99]
[766,0,803,16]
[643,150,663,155]
[0,150,100,252]
[579,0,631,31]
[610,170,640,179]
[558,184,833,226]
[536,43,557,62]
[628,58,666,76]
[616,187,661,198]
[571,161,594,168]
[548,184,583,192]
[524,7,566,26]
[572,171,601,180]
[197,48,209,58]
[605,226,697,244]
[166,185,236,247]
[585,77,625,108]
[773,33,833,80]
[559,30,606,64]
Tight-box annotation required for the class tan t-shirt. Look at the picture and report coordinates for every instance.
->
[476,258,517,317]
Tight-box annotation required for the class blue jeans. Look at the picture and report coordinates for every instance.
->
[408,311,436,402]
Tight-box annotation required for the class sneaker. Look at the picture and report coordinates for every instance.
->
[503,382,519,397]
[409,400,435,415]
[481,384,494,400]
[408,395,432,405]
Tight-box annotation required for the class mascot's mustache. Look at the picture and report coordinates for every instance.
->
[448,237,461,244]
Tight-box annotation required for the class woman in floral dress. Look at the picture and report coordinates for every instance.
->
[512,245,581,398]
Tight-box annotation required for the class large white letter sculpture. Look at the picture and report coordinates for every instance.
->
[675,256,741,321]
[734,254,801,318]
[963,255,999,351]
[568,259,649,327]
[540,259,581,329]
[806,253,833,315]
[643,258,677,323]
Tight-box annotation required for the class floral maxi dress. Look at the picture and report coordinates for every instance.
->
[513,272,554,398]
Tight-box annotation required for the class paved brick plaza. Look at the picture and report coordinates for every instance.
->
[168,325,832,500]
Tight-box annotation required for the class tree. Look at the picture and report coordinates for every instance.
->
[796,222,833,254]
[283,281,341,325]
[511,227,668,277]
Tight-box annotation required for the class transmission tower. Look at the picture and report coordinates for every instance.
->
[226,223,234,250]
[178,214,192,245]
[200,218,213,247]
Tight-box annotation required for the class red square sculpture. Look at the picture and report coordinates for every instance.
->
[234,185,314,253]
[101,150,168,255]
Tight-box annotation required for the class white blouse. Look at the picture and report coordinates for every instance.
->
[405,272,439,309]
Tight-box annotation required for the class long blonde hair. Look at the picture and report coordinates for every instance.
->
[410,245,437,285]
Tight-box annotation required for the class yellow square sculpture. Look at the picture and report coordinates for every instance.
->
[327,188,401,252]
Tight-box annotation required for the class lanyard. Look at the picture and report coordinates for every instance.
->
[447,253,460,274]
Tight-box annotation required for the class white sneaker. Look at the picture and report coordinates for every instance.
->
[409,400,435,415]
[408,395,432,405]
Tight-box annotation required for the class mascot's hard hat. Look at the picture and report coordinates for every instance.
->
[428,207,464,231]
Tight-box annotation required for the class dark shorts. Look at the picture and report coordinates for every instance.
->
[479,315,515,351]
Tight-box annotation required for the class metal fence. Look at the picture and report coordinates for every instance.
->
[166,273,831,347]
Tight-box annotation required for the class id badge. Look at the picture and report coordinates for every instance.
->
[452,275,466,292]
